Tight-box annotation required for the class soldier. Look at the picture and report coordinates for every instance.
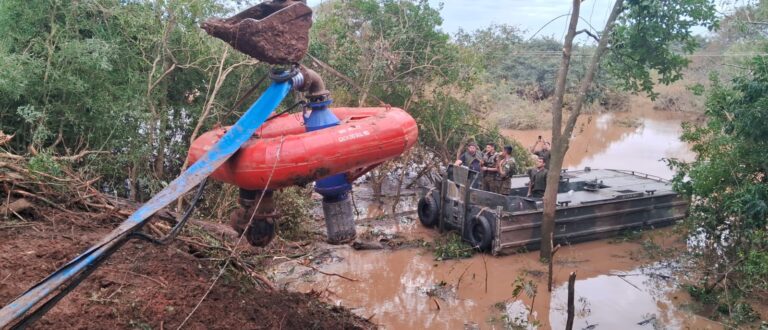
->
[496,145,517,195]
[536,142,551,169]
[455,142,483,172]
[527,156,548,198]
[480,143,499,191]
[455,142,484,188]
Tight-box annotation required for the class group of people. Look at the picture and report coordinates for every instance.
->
[454,137,551,198]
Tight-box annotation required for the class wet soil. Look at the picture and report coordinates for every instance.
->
[0,209,372,329]
[202,1,312,64]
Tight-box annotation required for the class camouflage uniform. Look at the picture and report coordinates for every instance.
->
[481,151,499,192]
[496,156,517,195]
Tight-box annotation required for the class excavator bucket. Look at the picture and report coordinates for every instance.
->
[201,1,312,64]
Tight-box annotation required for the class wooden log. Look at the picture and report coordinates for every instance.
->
[351,240,385,250]
[4,198,34,214]
[566,272,576,330]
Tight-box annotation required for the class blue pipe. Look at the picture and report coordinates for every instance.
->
[0,78,294,327]
[304,99,351,202]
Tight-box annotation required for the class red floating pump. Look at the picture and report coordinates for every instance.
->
[187,107,418,191]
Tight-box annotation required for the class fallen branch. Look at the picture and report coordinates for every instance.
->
[3,198,34,215]
[303,263,359,282]
[0,223,37,230]
[455,261,474,290]
[127,270,168,288]
[482,253,488,294]
[54,150,110,162]
[0,152,23,160]
[11,189,72,213]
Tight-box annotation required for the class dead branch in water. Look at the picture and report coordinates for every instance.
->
[303,262,359,282]
[548,233,561,292]
[566,272,576,330]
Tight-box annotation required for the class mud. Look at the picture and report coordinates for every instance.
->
[202,1,312,64]
[0,210,372,329]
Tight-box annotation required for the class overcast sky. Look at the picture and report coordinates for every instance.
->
[304,0,737,43]
[307,0,619,43]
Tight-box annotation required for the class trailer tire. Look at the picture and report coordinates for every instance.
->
[468,215,493,251]
[417,195,439,228]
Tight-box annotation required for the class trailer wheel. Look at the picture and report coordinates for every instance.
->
[417,195,439,228]
[468,215,493,251]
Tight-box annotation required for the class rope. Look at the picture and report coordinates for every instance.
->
[177,135,286,329]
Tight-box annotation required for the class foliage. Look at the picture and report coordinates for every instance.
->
[607,0,719,98]
[670,53,768,323]
[0,0,260,200]
[310,0,470,105]
[27,153,63,177]
[274,186,316,241]
[432,232,474,260]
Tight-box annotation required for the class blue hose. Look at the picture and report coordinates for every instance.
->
[0,78,293,328]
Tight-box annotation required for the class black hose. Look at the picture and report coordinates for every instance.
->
[130,178,208,245]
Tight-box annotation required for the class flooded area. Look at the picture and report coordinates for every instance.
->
[280,224,723,329]
[504,96,698,179]
[270,97,732,329]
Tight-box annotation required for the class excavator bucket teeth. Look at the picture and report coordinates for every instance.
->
[201,1,312,64]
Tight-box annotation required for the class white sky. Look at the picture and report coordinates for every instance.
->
[304,0,747,43]
[307,0,618,43]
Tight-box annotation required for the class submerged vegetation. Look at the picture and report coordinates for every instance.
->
[431,232,475,260]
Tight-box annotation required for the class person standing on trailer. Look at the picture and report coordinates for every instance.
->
[455,142,484,188]
[527,156,548,198]
[496,145,517,195]
[480,143,499,192]
[530,136,551,169]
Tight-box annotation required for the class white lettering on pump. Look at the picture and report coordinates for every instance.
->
[338,130,370,142]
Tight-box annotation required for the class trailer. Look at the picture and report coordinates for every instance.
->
[417,165,689,254]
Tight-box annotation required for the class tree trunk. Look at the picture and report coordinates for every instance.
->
[540,0,581,260]
[540,0,624,260]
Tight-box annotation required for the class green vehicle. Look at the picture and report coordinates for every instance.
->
[417,165,689,254]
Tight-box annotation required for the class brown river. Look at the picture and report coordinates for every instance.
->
[271,97,736,329]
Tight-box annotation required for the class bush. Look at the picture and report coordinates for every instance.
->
[274,186,316,241]
[670,53,768,324]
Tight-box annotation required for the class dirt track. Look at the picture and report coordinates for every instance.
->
[0,208,372,329]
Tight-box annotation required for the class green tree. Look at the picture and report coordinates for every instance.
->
[0,0,260,200]
[670,54,768,319]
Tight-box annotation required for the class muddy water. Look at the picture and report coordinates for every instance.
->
[283,98,722,329]
[291,226,721,329]
[504,96,698,179]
